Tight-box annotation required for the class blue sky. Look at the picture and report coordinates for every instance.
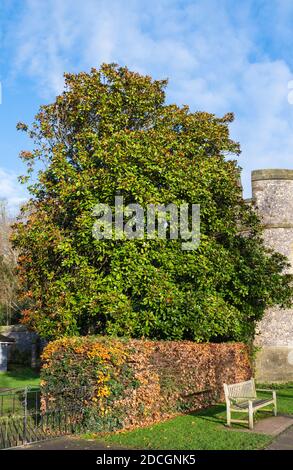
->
[1,0,293,213]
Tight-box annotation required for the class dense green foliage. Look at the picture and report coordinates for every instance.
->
[12,64,293,340]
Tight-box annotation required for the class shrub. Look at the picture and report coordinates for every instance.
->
[41,336,251,431]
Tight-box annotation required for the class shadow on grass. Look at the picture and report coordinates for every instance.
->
[189,404,258,431]
[0,365,40,390]
[194,404,225,417]
[189,404,226,425]
[6,366,39,379]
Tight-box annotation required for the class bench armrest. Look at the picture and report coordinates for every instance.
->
[256,389,276,401]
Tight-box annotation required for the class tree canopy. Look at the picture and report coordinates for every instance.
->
[12,64,293,341]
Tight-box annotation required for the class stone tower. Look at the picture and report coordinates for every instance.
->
[252,169,293,382]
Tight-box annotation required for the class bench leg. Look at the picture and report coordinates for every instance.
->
[273,391,277,416]
[248,401,254,430]
[226,402,231,427]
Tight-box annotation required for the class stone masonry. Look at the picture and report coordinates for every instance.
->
[0,324,39,367]
[252,169,293,382]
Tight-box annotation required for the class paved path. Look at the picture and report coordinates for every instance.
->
[15,436,123,450]
[266,425,293,450]
[253,415,293,436]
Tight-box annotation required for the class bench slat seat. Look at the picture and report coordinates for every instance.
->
[232,398,273,410]
[223,378,277,429]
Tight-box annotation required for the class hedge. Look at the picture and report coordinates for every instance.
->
[40,337,251,431]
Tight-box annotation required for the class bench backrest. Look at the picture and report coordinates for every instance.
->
[223,378,256,403]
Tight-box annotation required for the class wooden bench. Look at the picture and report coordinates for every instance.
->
[223,378,277,430]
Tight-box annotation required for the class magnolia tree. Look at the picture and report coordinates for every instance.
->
[12,64,293,340]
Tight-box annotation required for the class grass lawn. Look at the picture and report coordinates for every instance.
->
[257,382,293,415]
[94,383,293,450]
[100,406,271,450]
[0,365,40,389]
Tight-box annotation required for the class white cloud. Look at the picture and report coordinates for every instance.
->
[4,0,293,198]
[0,168,27,215]
[231,60,293,195]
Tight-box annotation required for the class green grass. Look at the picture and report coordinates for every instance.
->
[93,383,293,450]
[0,367,40,416]
[257,383,293,415]
[99,406,271,450]
[0,365,40,389]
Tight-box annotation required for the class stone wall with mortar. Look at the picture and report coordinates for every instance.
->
[252,169,293,382]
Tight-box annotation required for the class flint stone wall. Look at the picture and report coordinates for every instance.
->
[252,170,293,381]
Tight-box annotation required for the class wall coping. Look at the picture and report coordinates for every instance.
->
[0,324,30,333]
[252,169,293,181]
